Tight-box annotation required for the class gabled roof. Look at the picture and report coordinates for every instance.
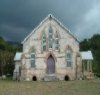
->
[80,51,93,60]
[22,14,79,44]
[14,52,22,61]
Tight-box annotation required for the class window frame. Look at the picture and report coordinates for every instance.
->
[49,26,53,49]
[66,48,72,67]
[55,31,59,50]
[31,52,35,67]
[42,32,46,51]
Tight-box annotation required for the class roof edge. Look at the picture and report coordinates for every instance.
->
[22,14,80,44]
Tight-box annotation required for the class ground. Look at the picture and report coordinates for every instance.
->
[0,79,100,95]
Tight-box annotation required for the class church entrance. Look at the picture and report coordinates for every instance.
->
[47,55,55,74]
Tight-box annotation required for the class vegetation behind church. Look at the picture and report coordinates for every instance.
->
[0,34,100,77]
[0,37,22,76]
[80,34,100,77]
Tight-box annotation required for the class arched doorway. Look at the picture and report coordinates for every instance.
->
[47,55,55,74]
[64,75,69,81]
[32,76,37,81]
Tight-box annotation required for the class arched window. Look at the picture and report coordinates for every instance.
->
[30,47,35,67]
[55,31,59,50]
[42,32,46,51]
[66,47,72,67]
[31,52,35,67]
[49,26,53,48]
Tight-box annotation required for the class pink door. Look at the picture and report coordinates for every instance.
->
[47,55,55,74]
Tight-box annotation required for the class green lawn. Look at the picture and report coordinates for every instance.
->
[0,79,100,95]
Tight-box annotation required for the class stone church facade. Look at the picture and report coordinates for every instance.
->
[13,14,93,81]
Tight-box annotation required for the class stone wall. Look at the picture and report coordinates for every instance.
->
[21,18,80,81]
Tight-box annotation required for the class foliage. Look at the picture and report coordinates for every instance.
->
[0,37,22,76]
[80,34,100,77]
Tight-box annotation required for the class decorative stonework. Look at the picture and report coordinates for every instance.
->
[14,15,93,81]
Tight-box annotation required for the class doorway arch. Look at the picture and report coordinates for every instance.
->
[64,75,69,81]
[47,55,55,74]
[32,76,37,81]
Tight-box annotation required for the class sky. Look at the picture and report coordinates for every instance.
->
[0,0,100,42]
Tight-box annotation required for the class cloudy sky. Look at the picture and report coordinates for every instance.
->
[0,0,100,42]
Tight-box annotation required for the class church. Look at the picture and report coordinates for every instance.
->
[13,14,93,81]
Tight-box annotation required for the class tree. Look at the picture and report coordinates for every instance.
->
[80,34,100,77]
[0,36,22,76]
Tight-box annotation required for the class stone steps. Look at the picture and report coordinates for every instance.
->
[44,74,58,81]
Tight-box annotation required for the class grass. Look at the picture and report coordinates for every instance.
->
[0,79,100,95]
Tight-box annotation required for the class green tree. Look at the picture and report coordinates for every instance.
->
[80,34,100,77]
[0,36,22,76]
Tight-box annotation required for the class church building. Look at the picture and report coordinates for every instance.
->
[13,14,93,81]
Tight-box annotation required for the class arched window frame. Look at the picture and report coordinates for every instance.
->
[31,52,35,67]
[66,47,72,67]
[55,31,59,50]
[29,47,36,68]
[42,32,46,51]
[49,26,53,49]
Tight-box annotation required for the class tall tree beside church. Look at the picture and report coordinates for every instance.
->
[0,37,22,76]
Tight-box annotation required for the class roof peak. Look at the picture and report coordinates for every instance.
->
[47,14,54,20]
[48,14,54,17]
[22,14,79,44]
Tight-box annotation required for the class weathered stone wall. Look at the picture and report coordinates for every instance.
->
[21,18,80,81]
